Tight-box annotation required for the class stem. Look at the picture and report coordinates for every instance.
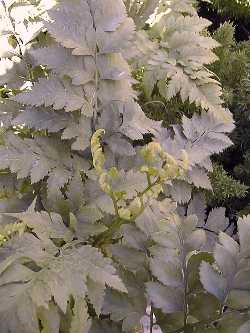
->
[147,173,152,187]
[183,262,188,329]
[94,176,161,247]
[138,176,161,198]
[150,304,154,333]
[110,192,119,218]
[87,0,98,132]
[94,217,123,247]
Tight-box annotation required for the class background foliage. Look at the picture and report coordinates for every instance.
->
[0,0,249,333]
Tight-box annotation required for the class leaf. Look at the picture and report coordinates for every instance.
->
[6,210,69,244]
[199,223,250,306]
[199,207,230,252]
[0,234,126,329]
[120,224,147,251]
[30,45,95,85]
[199,261,227,302]
[150,256,183,288]
[14,76,92,115]
[39,303,60,333]
[83,178,114,214]
[87,278,105,317]
[0,56,26,89]
[102,289,146,332]
[156,112,234,170]
[124,0,158,28]
[238,320,250,333]
[238,216,250,257]
[187,166,212,190]
[0,133,87,199]
[0,99,20,128]
[97,53,130,81]
[97,18,135,54]
[136,198,177,237]
[90,319,121,333]
[90,0,127,32]
[109,244,146,272]
[187,193,206,225]
[0,233,53,275]
[62,115,92,151]
[70,297,91,333]
[45,0,94,55]
[0,281,39,333]
[205,208,229,233]
[12,108,71,133]
[166,180,192,204]
[146,281,184,314]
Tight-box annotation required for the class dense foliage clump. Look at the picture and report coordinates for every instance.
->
[0,1,249,333]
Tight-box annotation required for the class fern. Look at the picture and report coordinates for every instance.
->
[135,0,233,123]
[0,0,246,332]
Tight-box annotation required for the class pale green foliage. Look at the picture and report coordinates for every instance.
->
[137,0,233,123]
[0,209,126,333]
[200,215,250,309]
[0,0,245,332]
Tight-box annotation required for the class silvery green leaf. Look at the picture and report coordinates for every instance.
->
[87,278,105,316]
[165,180,192,204]
[146,282,184,314]
[238,216,250,258]
[30,45,95,85]
[62,115,92,151]
[45,0,94,55]
[102,289,146,332]
[14,76,91,114]
[70,297,91,333]
[109,244,146,272]
[0,57,26,89]
[199,261,227,302]
[12,107,71,133]
[120,224,147,251]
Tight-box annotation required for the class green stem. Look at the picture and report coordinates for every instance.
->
[183,262,189,329]
[94,176,161,247]
[94,217,124,247]
[110,192,119,218]
[138,176,161,198]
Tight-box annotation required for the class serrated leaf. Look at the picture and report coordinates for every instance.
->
[110,244,146,272]
[199,261,227,302]
[0,133,88,200]
[70,297,91,333]
[87,278,105,317]
[238,216,250,258]
[12,108,71,133]
[45,0,94,55]
[14,76,91,114]
[30,45,95,85]
[39,303,60,333]
[102,289,146,332]
[146,281,184,314]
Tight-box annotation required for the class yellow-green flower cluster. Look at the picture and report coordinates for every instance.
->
[140,142,189,182]
[91,130,189,221]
